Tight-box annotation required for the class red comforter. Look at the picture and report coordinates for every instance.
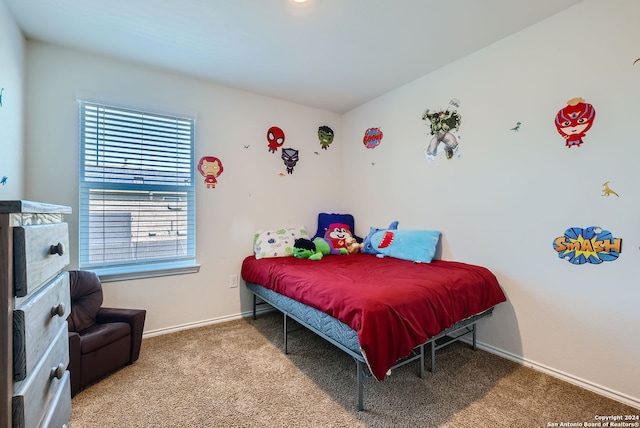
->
[241,253,506,381]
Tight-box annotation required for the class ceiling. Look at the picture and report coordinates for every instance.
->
[5,0,582,113]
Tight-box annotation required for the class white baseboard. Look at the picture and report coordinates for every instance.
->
[469,339,640,410]
[142,307,274,338]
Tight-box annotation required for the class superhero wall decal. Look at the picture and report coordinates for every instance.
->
[318,126,334,150]
[197,156,224,188]
[267,126,285,153]
[554,97,596,148]
[281,148,299,174]
[422,99,462,162]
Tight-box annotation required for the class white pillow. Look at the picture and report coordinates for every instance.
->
[253,226,310,259]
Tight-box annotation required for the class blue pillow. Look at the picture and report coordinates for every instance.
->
[370,229,441,263]
[312,212,362,242]
[362,221,399,255]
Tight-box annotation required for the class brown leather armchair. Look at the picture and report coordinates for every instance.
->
[67,270,146,397]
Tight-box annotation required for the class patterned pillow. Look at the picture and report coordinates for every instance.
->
[253,226,310,259]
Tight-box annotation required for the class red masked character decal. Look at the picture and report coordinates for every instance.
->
[267,126,285,153]
[554,98,596,148]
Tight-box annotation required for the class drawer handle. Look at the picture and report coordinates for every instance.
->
[50,363,66,380]
[51,303,66,318]
[49,242,65,256]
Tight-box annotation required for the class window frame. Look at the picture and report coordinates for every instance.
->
[78,101,199,282]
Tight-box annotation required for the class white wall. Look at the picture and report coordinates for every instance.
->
[17,0,640,409]
[0,0,25,199]
[24,41,344,333]
[342,0,639,408]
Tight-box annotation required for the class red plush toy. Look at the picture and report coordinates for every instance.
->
[324,223,354,251]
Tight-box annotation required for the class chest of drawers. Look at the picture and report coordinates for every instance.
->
[1,201,72,428]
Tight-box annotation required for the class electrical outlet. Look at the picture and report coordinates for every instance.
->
[229,274,239,288]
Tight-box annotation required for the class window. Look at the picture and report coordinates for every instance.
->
[79,101,198,281]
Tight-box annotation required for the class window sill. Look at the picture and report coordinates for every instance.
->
[89,262,201,283]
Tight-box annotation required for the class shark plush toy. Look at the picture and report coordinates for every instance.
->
[369,229,441,263]
[361,221,399,255]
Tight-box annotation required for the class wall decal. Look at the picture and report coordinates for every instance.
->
[634,58,640,65]
[197,156,224,188]
[0,88,4,107]
[554,97,596,148]
[318,126,334,150]
[1,176,7,185]
[422,99,462,162]
[601,181,619,197]
[267,126,285,153]
[363,127,383,148]
[509,122,522,132]
[281,148,299,174]
[553,226,622,265]
[243,144,250,149]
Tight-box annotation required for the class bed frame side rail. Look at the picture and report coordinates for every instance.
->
[249,286,493,411]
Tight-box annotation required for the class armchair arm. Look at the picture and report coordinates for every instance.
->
[68,332,81,397]
[96,307,146,363]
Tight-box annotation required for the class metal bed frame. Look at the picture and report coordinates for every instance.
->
[247,282,494,411]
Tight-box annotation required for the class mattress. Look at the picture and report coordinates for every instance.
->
[241,253,506,381]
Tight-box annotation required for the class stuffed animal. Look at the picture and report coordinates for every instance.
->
[345,236,363,254]
[362,221,399,255]
[369,229,441,263]
[293,237,347,261]
[324,222,354,251]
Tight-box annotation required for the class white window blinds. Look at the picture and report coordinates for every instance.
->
[79,101,196,276]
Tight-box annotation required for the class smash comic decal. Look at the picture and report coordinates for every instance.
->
[554,97,596,148]
[553,226,622,265]
[363,128,383,148]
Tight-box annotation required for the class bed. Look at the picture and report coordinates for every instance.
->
[241,252,507,410]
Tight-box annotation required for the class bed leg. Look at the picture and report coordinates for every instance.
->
[283,313,289,354]
[430,341,436,372]
[472,323,477,351]
[252,294,257,320]
[356,360,364,411]
[419,344,425,378]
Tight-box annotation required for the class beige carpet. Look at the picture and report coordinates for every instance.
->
[70,311,637,427]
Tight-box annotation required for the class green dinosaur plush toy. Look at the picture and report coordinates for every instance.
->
[293,237,347,260]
